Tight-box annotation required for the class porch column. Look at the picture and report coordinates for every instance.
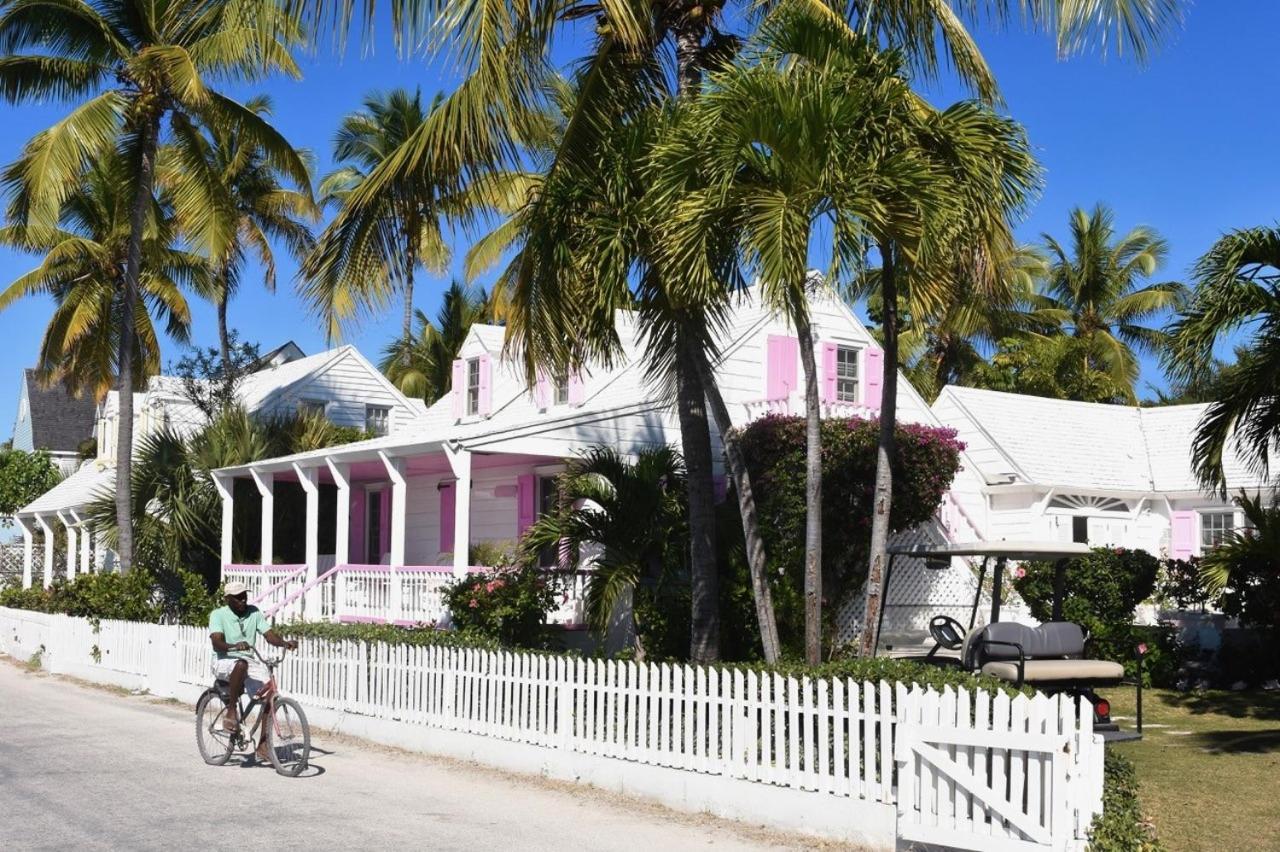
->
[72,511,91,576]
[445,444,472,577]
[16,516,34,589]
[293,463,320,618]
[251,469,274,565]
[58,511,77,582]
[213,473,234,578]
[325,458,351,566]
[378,452,407,567]
[35,513,55,588]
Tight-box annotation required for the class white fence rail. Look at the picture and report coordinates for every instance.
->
[0,606,1105,850]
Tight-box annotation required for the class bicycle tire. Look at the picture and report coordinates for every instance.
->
[266,696,310,777]
[195,689,236,766]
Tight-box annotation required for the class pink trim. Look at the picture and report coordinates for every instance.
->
[517,473,536,536]
[248,565,308,605]
[378,488,390,560]
[223,564,286,572]
[765,335,799,401]
[1170,510,1197,559]
[478,354,493,415]
[821,341,839,403]
[338,615,435,627]
[335,563,485,574]
[863,346,884,412]
[266,562,343,617]
[439,481,456,553]
[534,370,550,408]
[567,371,585,406]
[451,358,465,419]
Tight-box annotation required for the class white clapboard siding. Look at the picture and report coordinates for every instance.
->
[0,607,1105,851]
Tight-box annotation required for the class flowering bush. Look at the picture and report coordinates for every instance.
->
[444,564,557,649]
[729,415,964,656]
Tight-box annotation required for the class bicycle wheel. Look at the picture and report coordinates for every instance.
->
[195,689,236,766]
[266,696,310,777]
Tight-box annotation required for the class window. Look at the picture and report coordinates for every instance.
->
[1200,511,1234,550]
[1071,515,1089,544]
[537,475,560,567]
[836,346,859,403]
[553,373,570,406]
[299,399,327,419]
[466,358,481,416]
[365,404,391,437]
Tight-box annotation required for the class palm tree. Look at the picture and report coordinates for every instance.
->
[1198,492,1280,644]
[0,153,205,400]
[1167,226,1280,491]
[0,0,308,570]
[162,95,319,364]
[519,446,687,659]
[301,88,453,348]
[1039,204,1188,403]
[379,281,492,401]
[299,0,1182,662]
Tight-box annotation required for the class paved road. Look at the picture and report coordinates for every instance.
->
[0,663,819,851]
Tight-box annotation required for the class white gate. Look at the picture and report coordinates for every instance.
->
[894,688,1103,851]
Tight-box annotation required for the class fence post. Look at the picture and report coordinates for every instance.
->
[558,656,574,751]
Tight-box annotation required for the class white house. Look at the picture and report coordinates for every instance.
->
[930,386,1271,560]
[10,344,427,589]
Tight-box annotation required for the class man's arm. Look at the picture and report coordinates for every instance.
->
[210,632,250,653]
[262,628,297,651]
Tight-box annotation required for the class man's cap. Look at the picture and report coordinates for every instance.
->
[223,580,249,597]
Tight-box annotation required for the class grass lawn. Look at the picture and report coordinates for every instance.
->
[1107,687,1280,851]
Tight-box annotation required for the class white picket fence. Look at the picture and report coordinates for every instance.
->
[0,606,1105,850]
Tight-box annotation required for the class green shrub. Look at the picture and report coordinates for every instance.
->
[729,415,964,656]
[1015,547,1171,683]
[1155,556,1217,611]
[1089,751,1162,851]
[445,564,558,649]
[277,620,502,650]
[0,566,217,626]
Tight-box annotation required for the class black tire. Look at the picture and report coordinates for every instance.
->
[266,696,310,777]
[196,689,236,766]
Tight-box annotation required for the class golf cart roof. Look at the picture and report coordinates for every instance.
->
[888,541,1092,561]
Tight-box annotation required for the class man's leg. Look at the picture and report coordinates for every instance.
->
[225,660,248,730]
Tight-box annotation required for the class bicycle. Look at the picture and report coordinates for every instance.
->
[195,645,311,777]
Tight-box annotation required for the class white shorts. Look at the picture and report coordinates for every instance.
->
[213,657,269,697]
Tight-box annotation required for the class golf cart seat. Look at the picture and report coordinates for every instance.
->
[962,622,1124,688]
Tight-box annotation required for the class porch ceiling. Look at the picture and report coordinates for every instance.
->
[216,445,563,485]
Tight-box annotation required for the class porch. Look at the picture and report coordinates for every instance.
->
[213,435,592,627]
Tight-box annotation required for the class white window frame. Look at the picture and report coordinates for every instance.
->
[298,398,328,419]
[835,345,859,403]
[466,357,481,416]
[553,373,570,406]
[1199,510,1235,550]
[364,404,391,437]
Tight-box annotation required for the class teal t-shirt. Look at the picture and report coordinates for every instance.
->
[208,605,269,660]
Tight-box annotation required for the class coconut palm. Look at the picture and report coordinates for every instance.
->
[519,446,688,659]
[300,88,456,350]
[379,281,492,401]
[0,153,205,400]
[0,0,309,569]
[1038,204,1188,403]
[162,95,318,364]
[1167,226,1280,491]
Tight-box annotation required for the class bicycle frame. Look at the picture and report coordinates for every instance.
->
[219,648,286,751]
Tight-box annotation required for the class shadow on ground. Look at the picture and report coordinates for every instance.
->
[1156,689,1280,721]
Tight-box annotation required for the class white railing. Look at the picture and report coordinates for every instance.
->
[937,490,986,545]
[0,606,1106,850]
[222,564,307,602]
[743,396,878,422]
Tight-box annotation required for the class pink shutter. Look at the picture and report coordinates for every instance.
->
[567,371,585,406]
[439,481,456,555]
[477,354,492,416]
[534,370,550,408]
[379,488,391,560]
[765,335,799,401]
[451,359,465,419]
[349,489,366,563]
[1170,510,1197,559]
[517,474,537,536]
[863,346,884,412]
[821,342,839,403]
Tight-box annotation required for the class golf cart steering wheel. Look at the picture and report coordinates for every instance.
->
[929,615,966,651]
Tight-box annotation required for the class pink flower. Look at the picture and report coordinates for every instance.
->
[1137,643,1149,656]
[469,598,479,609]
[1014,566,1026,579]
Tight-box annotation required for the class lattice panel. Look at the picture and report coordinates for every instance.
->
[835,521,1037,651]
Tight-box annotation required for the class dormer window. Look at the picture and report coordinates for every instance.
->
[835,346,859,403]
[467,358,481,416]
[553,373,570,406]
[365,405,390,437]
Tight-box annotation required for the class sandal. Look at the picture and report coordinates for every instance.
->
[255,742,271,762]
[222,717,239,732]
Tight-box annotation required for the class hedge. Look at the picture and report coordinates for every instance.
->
[1089,751,1162,851]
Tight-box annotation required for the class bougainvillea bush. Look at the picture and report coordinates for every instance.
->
[444,564,558,649]
[729,415,964,655]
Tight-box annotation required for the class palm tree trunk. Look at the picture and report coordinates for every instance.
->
[402,223,416,368]
[693,354,781,663]
[216,276,231,367]
[677,326,720,663]
[795,313,823,664]
[860,242,900,657]
[115,113,161,572]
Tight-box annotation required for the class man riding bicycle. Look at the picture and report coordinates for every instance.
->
[208,581,296,762]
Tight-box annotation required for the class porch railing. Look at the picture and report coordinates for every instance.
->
[222,564,307,602]
[742,396,878,422]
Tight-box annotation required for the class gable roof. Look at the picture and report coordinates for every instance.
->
[18,370,97,453]
[934,386,1272,494]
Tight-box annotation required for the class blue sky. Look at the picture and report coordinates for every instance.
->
[3,2,1277,437]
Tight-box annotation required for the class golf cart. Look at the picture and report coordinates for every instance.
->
[874,540,1140,742]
